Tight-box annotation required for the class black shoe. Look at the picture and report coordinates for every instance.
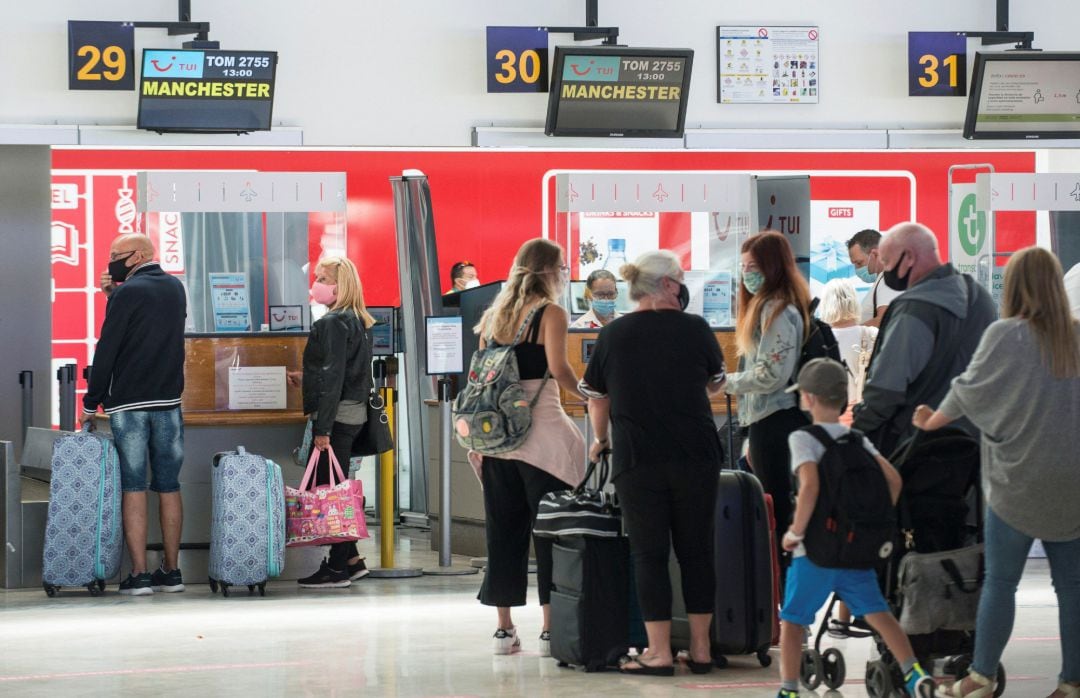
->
[347,558,369,581]
[298,560,351,589]
[150,565,185,593]
[118,572,153,596]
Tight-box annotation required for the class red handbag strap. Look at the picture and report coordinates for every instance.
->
[300,447,347,490]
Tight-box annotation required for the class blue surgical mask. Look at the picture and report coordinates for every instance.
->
[854,265,876,284]
[742,270,765,295]
[591,298,616,317]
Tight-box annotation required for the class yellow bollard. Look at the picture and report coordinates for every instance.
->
[379,385,395,569]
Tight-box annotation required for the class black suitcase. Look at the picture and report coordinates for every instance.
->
[671,469,776,668]
[550,535,634,672]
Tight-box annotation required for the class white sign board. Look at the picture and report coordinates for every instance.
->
[949,182,995,288]
[558,172,753,213]
[426,316,464,375]
[228,366,287,410]
[137,171,347,213]
[977,173,1080,212]
[717,26,819,104]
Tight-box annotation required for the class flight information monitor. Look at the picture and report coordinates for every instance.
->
[964,52,1080,139]
[138,48,278,133]
[545,46,694,138]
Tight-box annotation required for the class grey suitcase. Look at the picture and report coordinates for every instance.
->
[208,446,285,596]
[42,428,123,596]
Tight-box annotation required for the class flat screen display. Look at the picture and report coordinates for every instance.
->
[138,48,277,133]
[964,52,1080,139]
[545,46,694,138]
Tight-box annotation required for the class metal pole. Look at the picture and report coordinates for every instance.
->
[440,378,452,566]
[367,359,422,579]
[57,364,76,432]
[422,377,476,576]
[19,371,33,440]
[996,0,1009,31]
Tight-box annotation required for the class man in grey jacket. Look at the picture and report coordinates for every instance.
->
[852,222,996,455]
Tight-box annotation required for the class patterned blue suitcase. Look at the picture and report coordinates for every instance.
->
[42,428,123,596]
[208,446,285,596]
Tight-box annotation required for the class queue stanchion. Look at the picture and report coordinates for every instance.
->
[422,376,477,576]
[56,364,76,432]
[367,357,422,579]
[19,370,33,441]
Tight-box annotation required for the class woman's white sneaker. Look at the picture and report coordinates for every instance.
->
[539,630,551,657]
[493,627,521,655]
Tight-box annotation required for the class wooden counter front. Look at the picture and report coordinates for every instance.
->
[182,333,308,426]
[562,329,739,417]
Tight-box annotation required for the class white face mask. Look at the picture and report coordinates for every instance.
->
[464,279,480,289]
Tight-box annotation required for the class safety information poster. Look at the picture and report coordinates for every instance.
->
[209,272,251,332]
[716,26,819,104]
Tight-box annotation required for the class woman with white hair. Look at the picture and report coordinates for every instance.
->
[819,278,877,427]
[580,250,727,676]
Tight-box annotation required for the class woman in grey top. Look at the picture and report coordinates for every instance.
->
[913,247,1080,698]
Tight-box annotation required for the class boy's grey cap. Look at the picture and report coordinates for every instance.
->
[785,358,848,403]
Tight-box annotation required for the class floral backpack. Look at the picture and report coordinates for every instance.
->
[452,307,549,455]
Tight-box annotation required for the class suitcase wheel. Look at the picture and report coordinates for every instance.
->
[258,583,266,597]
[994,664,1006,698]
[711,651,728,669]
[821,648,845,689]
[97,579,106,592]
[247,584,255,596]
[800,649,823,688]
[87,582,101,597]
[43,583,57,598]
[221,583,231,598]
[757,648,772,668]
[208,577,219,593]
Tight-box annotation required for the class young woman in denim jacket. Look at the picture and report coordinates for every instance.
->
[724,232,811,576]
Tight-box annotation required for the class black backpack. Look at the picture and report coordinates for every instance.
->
[798,298,842,372]
[799,425,896,569]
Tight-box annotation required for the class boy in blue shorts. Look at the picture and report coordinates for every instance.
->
[776,359,936,698]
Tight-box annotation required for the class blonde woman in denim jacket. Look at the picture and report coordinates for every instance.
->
[724,232,810,576]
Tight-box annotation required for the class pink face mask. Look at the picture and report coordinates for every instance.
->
[310,281,337,306]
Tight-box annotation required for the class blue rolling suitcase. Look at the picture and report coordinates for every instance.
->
[208,446,285,597]
[42,427,123,597]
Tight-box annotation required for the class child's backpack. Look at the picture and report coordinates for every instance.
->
[452,307,549,455]
[799,425,896,569]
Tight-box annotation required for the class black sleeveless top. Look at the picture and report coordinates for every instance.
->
[513,305,548,379]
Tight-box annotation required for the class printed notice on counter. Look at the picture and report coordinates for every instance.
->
[425,316,463,375]
[717,26,819,104]
[703,272,733,328]
[209,272,251,332]
[228,365,287,410]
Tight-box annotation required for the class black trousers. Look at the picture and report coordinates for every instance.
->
[478,456,568,607]
[747,406,809,578]
[311,420,364,571]
[614,462,718,622]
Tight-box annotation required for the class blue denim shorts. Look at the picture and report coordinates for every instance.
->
[780,556,890,626]
[109,408,185,493]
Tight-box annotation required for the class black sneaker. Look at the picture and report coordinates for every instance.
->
[118,572,153,596]
[347,558,369,581]
[150,565,185,593]
[298,560,351,589]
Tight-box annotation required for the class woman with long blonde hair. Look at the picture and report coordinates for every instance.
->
[287,256,376,588]
[914,247,1080,698]
[471,238,586,656]
[724,231,812,574]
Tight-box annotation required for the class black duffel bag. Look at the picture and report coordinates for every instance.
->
[534,454,620,540]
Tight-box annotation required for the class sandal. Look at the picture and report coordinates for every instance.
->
[1051,682,1080,698]
[618,655,675,677]
[684,657,713,674]
[948,669,996,698]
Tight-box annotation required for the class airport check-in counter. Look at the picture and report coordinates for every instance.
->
[425,327,740,558]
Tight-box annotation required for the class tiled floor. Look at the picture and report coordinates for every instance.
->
[0,529,1063,697]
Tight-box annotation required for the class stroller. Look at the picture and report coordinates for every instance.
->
[799,427,1006,697]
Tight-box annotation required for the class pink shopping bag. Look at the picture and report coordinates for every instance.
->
[285,448,368,547]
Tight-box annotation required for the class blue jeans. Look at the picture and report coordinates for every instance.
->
[972,507,1080,683]
[110,408,185,493]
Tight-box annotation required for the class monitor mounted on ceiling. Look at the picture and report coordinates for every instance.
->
[964,51,1080,140]
[545,46,694,138]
